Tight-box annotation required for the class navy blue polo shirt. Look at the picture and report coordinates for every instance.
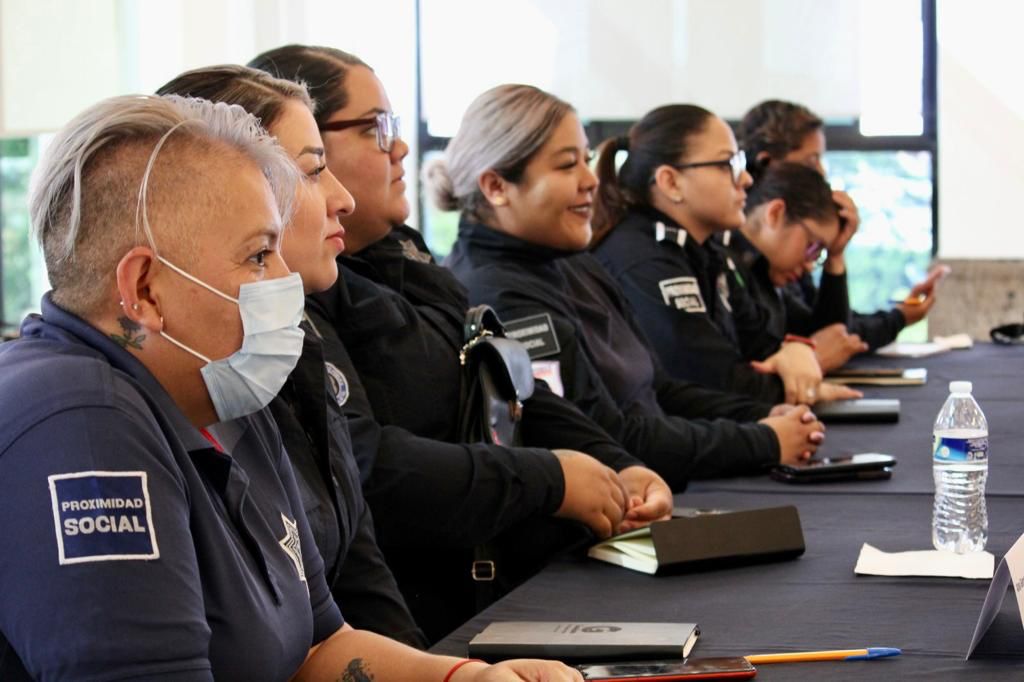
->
[0,294,342,681]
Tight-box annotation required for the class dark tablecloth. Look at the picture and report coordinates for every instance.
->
[692,343,1024,496]
[431,344,1024,679]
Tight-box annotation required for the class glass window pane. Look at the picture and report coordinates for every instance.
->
[2,136,48,334]
[825,149,934,341]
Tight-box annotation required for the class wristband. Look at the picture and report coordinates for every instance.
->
[444,658,485,682]
[783,334,817,350]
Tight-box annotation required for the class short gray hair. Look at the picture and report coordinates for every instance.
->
[422,84,573,218]
[30,94,300,315]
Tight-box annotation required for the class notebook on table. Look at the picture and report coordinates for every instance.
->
[587,506,805,575]
[468,621,700,662]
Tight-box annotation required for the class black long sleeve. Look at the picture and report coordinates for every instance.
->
[446,225,782,488]
[782,270,851,336]
[271,326,424,647]
[592,210,785,404]
[305,304,565,549]
[850,309,906,350]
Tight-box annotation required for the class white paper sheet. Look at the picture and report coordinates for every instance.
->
[875,342,952,358]
[934,333,974,350]
[854,543,994,579]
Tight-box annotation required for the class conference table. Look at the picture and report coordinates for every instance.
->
[432,343,1024,679]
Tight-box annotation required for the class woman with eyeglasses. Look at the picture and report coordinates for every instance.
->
[248,45,672,643]
[737,99,942,354]
[589,104,851,406]
[722,162,867,374]
[439,85,830,488]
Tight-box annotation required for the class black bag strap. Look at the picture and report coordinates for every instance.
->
[459,306,534,402]
[463,304,506,342]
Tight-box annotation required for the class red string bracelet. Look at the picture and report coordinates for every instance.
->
[443,658,485,682]
[784,333,817,349]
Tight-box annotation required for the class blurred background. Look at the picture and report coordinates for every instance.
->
[2,0,1017,339]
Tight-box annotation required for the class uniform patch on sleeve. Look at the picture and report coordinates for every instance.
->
[48,471,159,565]
[716,272,733,313]
[324,362,349,407]
[658,276,706,312]
[502,313,562,360]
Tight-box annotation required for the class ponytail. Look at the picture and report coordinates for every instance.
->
[589,104,713,248]
[591,135,631,245]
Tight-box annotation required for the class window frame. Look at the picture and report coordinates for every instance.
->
[414,0,938,258]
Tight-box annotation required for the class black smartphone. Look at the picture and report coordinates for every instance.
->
[578,657,756,680]
[813,398,900,423]
[772,453,896,484]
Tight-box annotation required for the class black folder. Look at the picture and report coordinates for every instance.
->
[588,506,805,575]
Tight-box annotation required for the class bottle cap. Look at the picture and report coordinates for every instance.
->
[949,380,973,394]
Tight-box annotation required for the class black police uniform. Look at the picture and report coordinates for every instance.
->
[788,273,906,350]
[306,225,643,642]
[269,318,426,648]
[721,230,850,339]
[446,219,782,489]
[593,207,786,403]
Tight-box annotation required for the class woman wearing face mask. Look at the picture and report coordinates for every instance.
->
[249,44,672,643]
[590,104,851,405]
[0,94,583,682]
[157,65,425,648]
[738,99,943,353]
[725,162,873,381]
[434,84,826,488]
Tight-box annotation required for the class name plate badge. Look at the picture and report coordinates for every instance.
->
[967,531,1024,658]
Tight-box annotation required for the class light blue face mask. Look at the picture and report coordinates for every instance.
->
[157,257,305,422]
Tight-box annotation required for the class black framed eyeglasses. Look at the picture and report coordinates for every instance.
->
[319,111,400,153]
[794,219,828,265]
[669,150,747,185]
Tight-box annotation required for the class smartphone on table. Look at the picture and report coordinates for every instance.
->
[771,453,896,484]
[577,657,756,680]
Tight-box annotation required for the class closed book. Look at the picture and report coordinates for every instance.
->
[826,367,927,386]
[588,506,804,575]
[813,398,900,423]
[468,621,699,662]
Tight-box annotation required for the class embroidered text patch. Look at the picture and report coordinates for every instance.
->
[48,471,159,565]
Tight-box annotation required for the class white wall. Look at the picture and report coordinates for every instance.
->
[937,0,1024,259]
[0,0,421,226]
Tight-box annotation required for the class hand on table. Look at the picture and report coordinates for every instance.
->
[552,449,627,539]
[617,465,673,533]
[760,405,825,465]
[812,323,868,372]
[751,341,822,404]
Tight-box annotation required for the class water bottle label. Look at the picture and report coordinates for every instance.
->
[933,435,989,463]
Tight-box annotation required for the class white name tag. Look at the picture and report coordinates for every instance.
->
[531,360,564,397]
[967,531,1024,658]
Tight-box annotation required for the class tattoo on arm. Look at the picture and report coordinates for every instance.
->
[338,658,374,682]
[109,316,147,350]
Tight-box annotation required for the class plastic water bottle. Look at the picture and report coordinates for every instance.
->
[932,381,988,553]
